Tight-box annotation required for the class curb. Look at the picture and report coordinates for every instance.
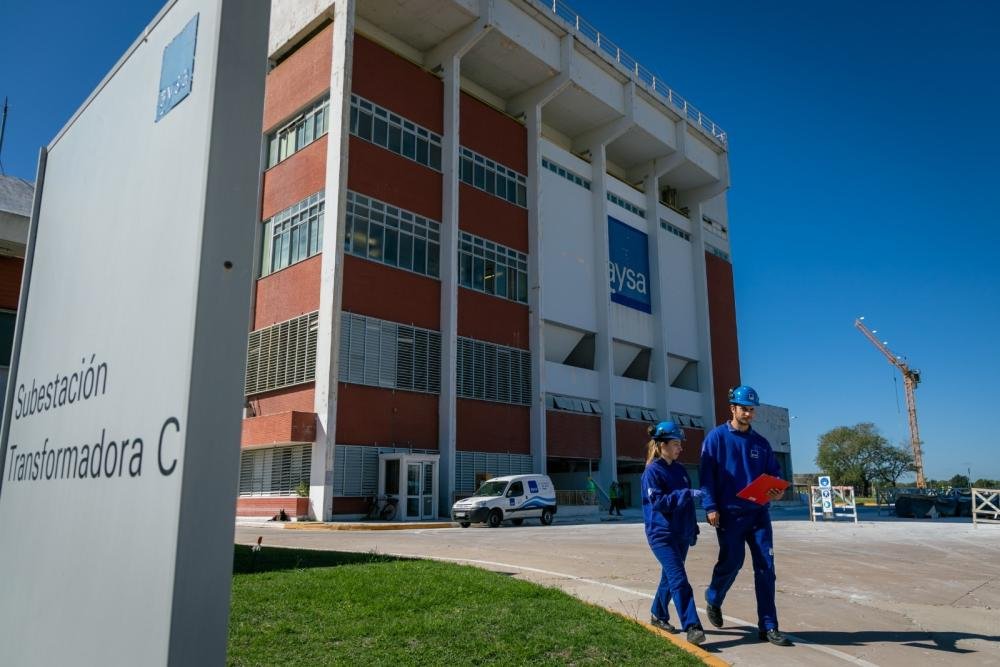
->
[602,607,729,666]
[285,521,456,531]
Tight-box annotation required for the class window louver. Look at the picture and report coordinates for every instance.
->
[245,312,319,395]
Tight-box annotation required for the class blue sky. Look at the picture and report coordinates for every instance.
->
[2,1,998,482]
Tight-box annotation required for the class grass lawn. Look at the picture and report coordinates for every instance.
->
[229,545,702,666]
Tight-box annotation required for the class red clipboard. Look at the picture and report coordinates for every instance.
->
[736,474,790,504]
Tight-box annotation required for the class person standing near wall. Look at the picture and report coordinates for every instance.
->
[609,480,622,516]
[642,421,706,645]
[700,385,791,646]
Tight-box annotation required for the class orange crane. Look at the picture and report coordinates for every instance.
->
[854,317,925,488]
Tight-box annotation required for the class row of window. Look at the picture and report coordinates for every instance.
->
[350,94,443,171]
[332,444,437,497]
[607,191,645,218]
[457,337,531,406]
[459,231,528,304]
[261,191,324,277]
[460,147,527,207]
[541,157,647,218]
[545,393,601,415]
[615,404,660,423]
[238,445,311,497]
[671,412,705,429]
[345,191,441,278]
[245,312,319,395]
[706,243,730,261]
[661,219,691,242]
[266,96,329,168]
[339,312,442,394]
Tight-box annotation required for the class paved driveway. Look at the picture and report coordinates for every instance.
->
[235,508,1000,666]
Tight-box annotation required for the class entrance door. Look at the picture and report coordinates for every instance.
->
[406,462,436,520]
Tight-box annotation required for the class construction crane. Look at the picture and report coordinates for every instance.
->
[854,317,925,488]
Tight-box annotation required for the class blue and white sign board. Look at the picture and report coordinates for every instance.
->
[819,476,833,514]
[0,1,268,665]
[156,14,199,121]
[608,216,651,313]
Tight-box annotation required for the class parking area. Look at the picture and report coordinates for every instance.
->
[235,507,1000,666]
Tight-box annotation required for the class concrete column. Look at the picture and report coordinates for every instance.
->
[644,174,670,422]
[312,0,356,521]
[438,55,461,516]
[589,144,617,490]
[687,200,716,431]
[526,104,546,473]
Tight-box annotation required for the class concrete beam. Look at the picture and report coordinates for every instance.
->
[572,81,635,154]
[624,119,687,183]
[506,35,573,117]
[684,154,731,204]
[424,0,494,72]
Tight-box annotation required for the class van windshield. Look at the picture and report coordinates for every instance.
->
[475,481,508,497]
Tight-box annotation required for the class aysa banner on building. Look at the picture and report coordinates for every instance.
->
[608,216,651,313]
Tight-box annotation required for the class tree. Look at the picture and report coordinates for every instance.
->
[815,423,915,495]
[948,474,970,488]
[973,478,1000,489]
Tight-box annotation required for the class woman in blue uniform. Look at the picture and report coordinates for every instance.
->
[641,420,706,645]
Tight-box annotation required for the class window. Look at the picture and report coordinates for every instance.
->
[238,445,311,496]
[460,147,526,207]
[332,444,437,496]
[456,337,531,406]
[614,404,658,423]
[706,243,730,261]
[546,393,601,415]
[541,157,591,190]
[507,481,524,497]
[350,94,442,171]
[260,191,324,277]
[266,96,329,168]
[245,312,319,395]
[458,231,527,303]
[346,192,440,278]
[454,451,533,493]
[338,312,441,394]
[607,192,645,218]
[661,219,691,242]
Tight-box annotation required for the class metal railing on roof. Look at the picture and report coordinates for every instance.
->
[532,0,727,146]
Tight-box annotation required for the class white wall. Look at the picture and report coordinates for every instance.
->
[660,229,699,360]
[545,361,600,400]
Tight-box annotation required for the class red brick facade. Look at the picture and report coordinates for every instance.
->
[254,254,322,328]
[335,383,439,449]
[0,257,24,310]
[263,23,333,132]
[457,399,530,454]
[242,411,317,447]
[706,252,741,425]
[545,411,601,459]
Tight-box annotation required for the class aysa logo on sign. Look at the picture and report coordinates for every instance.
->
[608,216,651,313]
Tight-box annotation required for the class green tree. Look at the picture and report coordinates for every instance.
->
[973,478,1000,489]
[948,474,970,488]
[815,423,914,495]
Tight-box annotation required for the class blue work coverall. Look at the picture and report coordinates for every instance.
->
[700,422,783,631]
[641,457,701,631]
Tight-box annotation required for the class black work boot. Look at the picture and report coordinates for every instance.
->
[705,603,723,628]
[686,624,706,645]
[759,628,792,646]
[650,616,676,633]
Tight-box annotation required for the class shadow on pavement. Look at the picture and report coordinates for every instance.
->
[233,544,403,574]
[790,629,997,654]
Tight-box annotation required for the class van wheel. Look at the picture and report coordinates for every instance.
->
[540,508,554,526]
[511,518,524,526]
[459,522,471,528]
[488,509,503,528]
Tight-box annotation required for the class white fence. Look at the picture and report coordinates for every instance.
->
[810,485,858,523]
[972,488,1000,526]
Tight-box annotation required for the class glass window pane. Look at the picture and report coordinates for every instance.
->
[517,269,528,302]
[309,217,319,255]
[507,270,516,300]
[416,138,428,165]
[304,115,315,144]
[352,217,368,258]
[496,174,506,200]
[473,256,485,291]
[461,157,473,184]
[459,252,472,287]
[484,169,496,196]
[429,143,441,171]
[494,264,507,298]
[358,109,372,140]
[402,132,416,159]
[296,223,308,262]
[474,163,485,189]
[384,228,399,266]
[413,237,426,274]
[368,223,383,261]
[373,117,388,146]
[350,105,358,135]
[399,233,413,270]
[484,259,495,294]
[388,125,402,153]
[427,242,440,278]
[517,183,527,207]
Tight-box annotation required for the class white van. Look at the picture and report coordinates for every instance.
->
[451,474,557,528]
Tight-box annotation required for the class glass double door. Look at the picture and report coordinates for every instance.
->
[406,462,435,520]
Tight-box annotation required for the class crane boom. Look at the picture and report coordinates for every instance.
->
[853,318,925,488]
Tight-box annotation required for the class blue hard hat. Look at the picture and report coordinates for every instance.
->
[651,420,684,442]
[728,385,760,406]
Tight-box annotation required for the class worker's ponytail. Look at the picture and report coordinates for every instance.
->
[646,439,662,465]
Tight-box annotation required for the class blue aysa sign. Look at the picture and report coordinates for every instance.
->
[608,216,651,313]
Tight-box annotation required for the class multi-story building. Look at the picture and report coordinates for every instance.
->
[238,0,742,521]
[0,175,33,403]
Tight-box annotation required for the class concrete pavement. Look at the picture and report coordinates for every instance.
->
[235,506,1000,666]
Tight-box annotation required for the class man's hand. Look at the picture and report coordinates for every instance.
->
[706,511,719,527]
[766,487,784,500]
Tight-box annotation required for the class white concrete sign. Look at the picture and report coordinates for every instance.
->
[0,1,268,665]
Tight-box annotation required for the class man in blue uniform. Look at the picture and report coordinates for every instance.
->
[700,385,792,646]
